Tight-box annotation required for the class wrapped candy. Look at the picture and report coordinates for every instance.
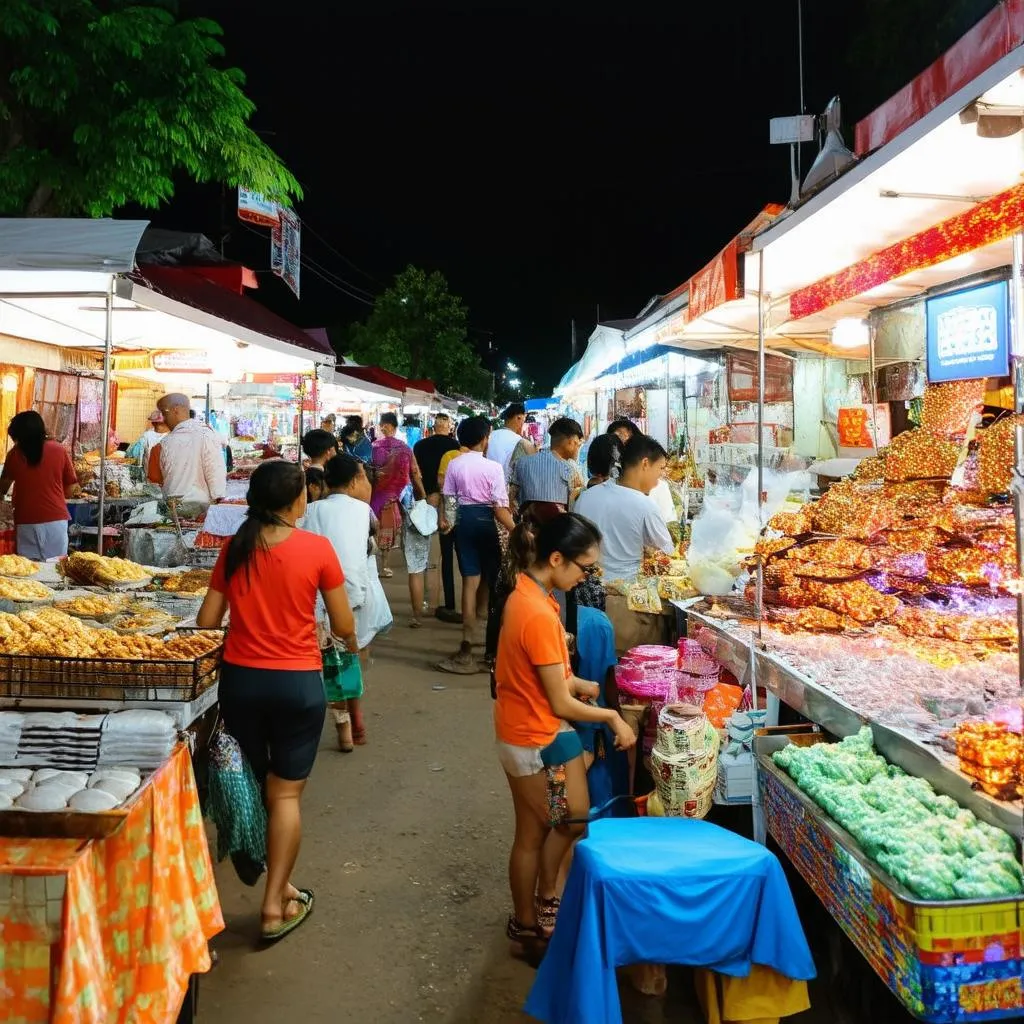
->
[920,380,986,435]
[884,429,960,482]
[766,508,813,536]
[976,414,1024,496]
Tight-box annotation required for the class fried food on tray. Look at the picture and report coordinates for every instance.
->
[162,632,223,660]
[754,536,795,559]
[0,555,39,577]
[59,551,150,586]
[792,562,867,581]
[113,609,178,634]
[0,577,52,601]
[160,569,212,595]
[55,595,128,619]
[775,607,865,633]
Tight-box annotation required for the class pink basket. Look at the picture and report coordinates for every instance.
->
[627,645,677,665]
[614,662,676,701]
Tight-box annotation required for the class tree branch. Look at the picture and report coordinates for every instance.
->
[24,182,53,216]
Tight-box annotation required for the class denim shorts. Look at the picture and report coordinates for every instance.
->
[496,723,584,778]
[454,504,500,580]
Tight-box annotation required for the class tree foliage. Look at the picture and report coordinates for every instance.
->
[0,0,301,216]
[350,265,492,399]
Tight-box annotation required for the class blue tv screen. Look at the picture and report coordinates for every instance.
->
[925,279,1009,384]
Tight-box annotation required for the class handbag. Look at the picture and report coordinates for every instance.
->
[323,646,364,701]
[204,722,267,875]
[408,498,438,537]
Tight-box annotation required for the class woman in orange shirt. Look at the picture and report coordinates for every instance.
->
[494,512,636,952]
[198,460,357,943]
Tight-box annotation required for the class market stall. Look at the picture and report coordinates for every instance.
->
[666,16,1024,1021]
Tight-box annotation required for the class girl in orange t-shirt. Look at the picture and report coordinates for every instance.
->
[198,460,357,944]
[494,512,636,952]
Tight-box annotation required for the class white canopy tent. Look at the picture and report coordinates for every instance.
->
[0,218,337,547]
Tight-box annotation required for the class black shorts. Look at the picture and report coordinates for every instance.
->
[218,662,327,782]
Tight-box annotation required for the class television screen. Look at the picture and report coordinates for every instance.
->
[925,280,1009,384]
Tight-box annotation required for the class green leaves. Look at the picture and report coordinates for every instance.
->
[0,0,300,216]
[350,265,491,399]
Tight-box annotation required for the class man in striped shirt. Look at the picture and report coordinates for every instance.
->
[509,416,585,518]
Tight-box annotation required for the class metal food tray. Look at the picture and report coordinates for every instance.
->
[754,648,1024,839]
[0,640,223,702]
[755,732,1022,900]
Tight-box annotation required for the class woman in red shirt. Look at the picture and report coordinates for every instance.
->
[0,411,80,560]
[198,460,357,943]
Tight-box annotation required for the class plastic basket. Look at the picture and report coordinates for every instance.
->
[758,738,1024,1022]
[614,662,676,702]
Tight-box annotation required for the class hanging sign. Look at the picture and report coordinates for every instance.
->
[274,209,301,300]
[237,189,281,228]
[686,240,739,323]
[151,350,212,374]
[925,280,1009,384]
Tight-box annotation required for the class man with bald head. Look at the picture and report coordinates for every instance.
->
[155,393,226,508]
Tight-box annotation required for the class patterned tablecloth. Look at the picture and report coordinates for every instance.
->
[0,743,224,1024]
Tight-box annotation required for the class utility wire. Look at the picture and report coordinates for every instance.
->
[300,218,383,286]
[301,260,377,307]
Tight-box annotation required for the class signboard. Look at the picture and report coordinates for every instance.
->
[925,280,1009,383]
[151,350,211,374]
[837,404,891,449]
[274,209,301,299]
[686,240,739,323]
[769,115,815,145]
[237,189,280,228]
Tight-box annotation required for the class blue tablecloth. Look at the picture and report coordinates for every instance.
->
[525,818,816,1024]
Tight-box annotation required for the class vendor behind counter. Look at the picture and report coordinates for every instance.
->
[575,434,676,653]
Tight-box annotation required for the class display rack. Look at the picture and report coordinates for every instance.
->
[756,732,1023,1023]
[681,605,1023,840]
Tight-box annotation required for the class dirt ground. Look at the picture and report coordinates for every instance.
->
[200,567,918,1024]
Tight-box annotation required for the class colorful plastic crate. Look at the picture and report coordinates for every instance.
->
[758,749,1023,1022]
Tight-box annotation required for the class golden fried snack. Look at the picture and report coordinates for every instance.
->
[160,569,212,596]
[803,580,900,624]
[0,578,52,601]
[786,539,876,569]
[55,595,128,619]
[766,509,812,536]
[0,555,39,577]
[60,551,150,586]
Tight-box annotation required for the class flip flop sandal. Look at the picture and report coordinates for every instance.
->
[435,656,480,675]
[294,887,314,906]
[260,894,314,944]
[409,620,423,629]
[380,568,394,578]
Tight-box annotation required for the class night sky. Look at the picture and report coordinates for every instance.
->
[153,0,995,390]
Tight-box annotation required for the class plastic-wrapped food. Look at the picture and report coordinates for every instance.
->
[772,727,1023,900]
[884,429,960,482]
[626,579,662,614]
[920,380,986,435]
[976,414,1024,496]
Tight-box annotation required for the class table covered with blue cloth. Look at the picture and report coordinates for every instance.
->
[525,817,816,1024]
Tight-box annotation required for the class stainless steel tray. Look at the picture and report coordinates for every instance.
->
[755,650,1023,839]
[754,732,1022,906]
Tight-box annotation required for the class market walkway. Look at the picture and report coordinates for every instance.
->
[201,568,915,1024]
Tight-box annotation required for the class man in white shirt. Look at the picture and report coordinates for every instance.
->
[156,393,227,509]
[575,433,674,582]
[486,402,536,482]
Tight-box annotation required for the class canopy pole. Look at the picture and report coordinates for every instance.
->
[867,315,880,453]
[755,251,766,644]
[96,279,113,554]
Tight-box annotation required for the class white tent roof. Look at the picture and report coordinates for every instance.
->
[0,218,148,273]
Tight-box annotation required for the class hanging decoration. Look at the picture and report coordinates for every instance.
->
[789,183,1024,320]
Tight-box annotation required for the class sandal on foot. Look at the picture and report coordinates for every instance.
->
[506,914,551,949]
[260,894,313,944]
[380,568,393,578]
[536,896,561,931]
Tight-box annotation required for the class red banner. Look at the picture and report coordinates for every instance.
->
[790,183,1024,321]
[686,240,739,323]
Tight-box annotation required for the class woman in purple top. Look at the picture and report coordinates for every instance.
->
[370,412,424,577]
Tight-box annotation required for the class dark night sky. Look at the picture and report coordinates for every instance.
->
[151,0,992,390]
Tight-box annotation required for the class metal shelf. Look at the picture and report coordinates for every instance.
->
[680,604,1023,840]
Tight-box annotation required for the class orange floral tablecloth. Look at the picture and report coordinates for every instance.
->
[0,743,224,1024]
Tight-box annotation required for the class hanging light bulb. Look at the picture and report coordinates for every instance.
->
[831,318,870,349]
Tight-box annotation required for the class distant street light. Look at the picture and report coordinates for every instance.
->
[509,377,521,388]
[507,360,519,372]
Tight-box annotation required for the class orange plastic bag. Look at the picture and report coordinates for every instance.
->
[703,683,743,728]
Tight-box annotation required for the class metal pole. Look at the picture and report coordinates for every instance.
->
[96,280,113,554]
[1011,233,1024,412]
[867,317,880,453]
[755,251,766,642]
[664,358,671,448]
[205,382,212,425]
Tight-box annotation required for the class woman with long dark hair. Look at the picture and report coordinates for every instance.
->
[0,411,80,559]
[494,512,635,952]
[197,460,357,943]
